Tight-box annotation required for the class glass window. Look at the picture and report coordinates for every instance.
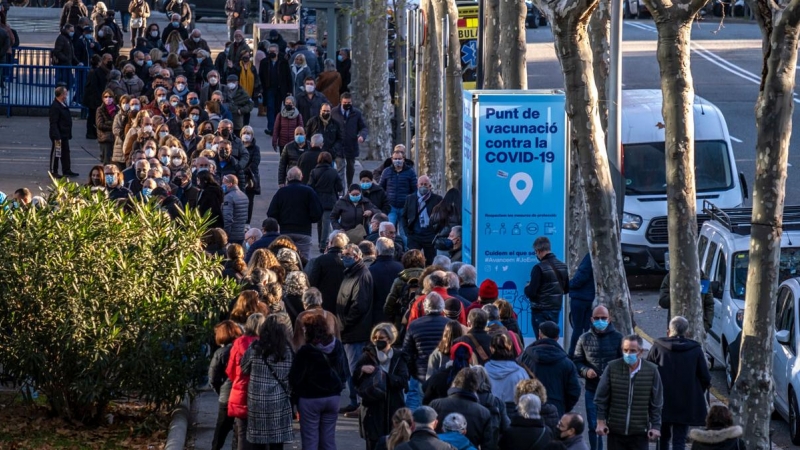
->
[623,140,733,195]
[714,252,727,299]
[731,248,800,300]
[704,242,718,277]
[777,287,792,330]
[698,235,709,262]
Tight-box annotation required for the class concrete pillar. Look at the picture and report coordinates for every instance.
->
[337,10,351,50]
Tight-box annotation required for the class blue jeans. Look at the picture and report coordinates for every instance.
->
[344,342,366,405]
[388,206,406,243]
[660,423,689,450]
[265,89,277,131]
[568,299,593,357]
[531,309,560,338]
[120,11,131,31]
[405,377,422,411]
[585,389,602,450]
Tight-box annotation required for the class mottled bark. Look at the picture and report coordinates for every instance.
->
[533,0,633,333]
[640,0,709,342]
[483,0,503,88]
[588,0,609,134]
[418,0,444,189]
[728,1,800,448]
[499,0,527,89]
[350,0,367,97]
[568,143,589,274]
[443,0,463,191]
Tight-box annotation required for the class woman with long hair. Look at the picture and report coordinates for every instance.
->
[241,315,295,450]
[240,125,261,223]
[426,320,465,380]
[247,248,280,275]
[229,290,268,325]
[223,243,248,282]
[374,408,413,450]
[164,29,186,55]
[209,320,243,450]
[86,164,107,189]
[289,314,350,450]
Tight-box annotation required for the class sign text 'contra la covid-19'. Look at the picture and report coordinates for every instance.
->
[462,91,568,338]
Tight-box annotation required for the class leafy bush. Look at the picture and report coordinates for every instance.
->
[0,181,237,424]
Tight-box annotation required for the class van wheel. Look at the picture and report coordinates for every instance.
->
[791,388,800,445]
[724,346,736,393]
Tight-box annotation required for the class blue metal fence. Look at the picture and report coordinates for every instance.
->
[0,46,90,117]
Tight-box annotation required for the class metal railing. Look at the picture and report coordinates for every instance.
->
[0,47,89,117]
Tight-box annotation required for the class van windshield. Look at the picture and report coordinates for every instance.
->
[731,248,800,300]
[623,140,733,195]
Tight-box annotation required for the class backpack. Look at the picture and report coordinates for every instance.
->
[398,277,421,322]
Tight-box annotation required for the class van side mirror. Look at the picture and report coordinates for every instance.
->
[739,172,749,200]
[777,329,791,345]
[710,280,722,298]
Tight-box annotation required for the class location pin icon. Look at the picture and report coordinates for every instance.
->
[510,172,533,205]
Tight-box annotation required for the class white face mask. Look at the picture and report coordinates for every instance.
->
[143,125,153,133]
[305,84,315,93]
[150,30,158,37]
[227,82,237,90]
[176,83,186,91]
[144,148,156,157]
[184,127,194,136]
[209,77,218,84]
[242,134,252,142]
[172,157,182,166]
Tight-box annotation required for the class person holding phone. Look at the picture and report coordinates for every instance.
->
[594,334,663,450]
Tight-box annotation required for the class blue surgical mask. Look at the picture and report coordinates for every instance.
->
[349,194,361,203]
[189,98,199,106]
[622,353,638,366]
[342,256,355,268]
[222,184,228,194]
[142,188,153,197]
[146,60,153,67]
[172,21,179,27]
[418,186,430,196]
[68,31,74,38]
[295,135,305,144]
[191,114,200,122]
[360,181,372,190]
[245,241,251,251]
[160,156,169,165]
[105,174,115,185]
[337,55,343,62]
[593,319,609,331]
[162,176,170,184]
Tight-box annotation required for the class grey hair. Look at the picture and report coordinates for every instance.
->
[219,118,233,128]
[324,58,336,71]
[458,264,477,285]
[517,394,542,419]
[482,304,500,321]
[379,221,395,233]
[428,270,449,288]
[669,316,689,337]
[376,237,395,256]
[424,292,445,314]
[451,225,462,238]
[344,243,362,259]
[433,255,451,271]
[371,322,398,345]
[450,261,465,275]
[310,133,324,147]
[446,272,460,290]
[287,166,303,181]
[328,230,349,249]
[302,287,323,309]
[533,236,551,253]
[244,313,265,336]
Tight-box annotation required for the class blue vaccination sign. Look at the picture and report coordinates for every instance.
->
[462,91,569,338]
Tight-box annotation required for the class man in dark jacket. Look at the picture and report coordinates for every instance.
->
[396,406,457,450]
[308,230,348,313]
[259,42,292,133]
[305,103,343,160]
[53,25,79,88]
[403,292,451,411]
[573,305,622,450]
[369,237,403,324]
[524,236,569,337]
[568,253,595,357]
[430,368,493,450]
[224,0,246,42]
[380,146,417,234]
[165,0,192,28]
[402,175,442,265]
[49,86,78,178]
[518,321,581,416]
[595,334,663,450]
[266,167,323,260]
[359,170,390,214]
[457,264,479,303]
[297,77,328,126]
[245,217,281,262]
[296,133,324,183]
[161,13,189,41]
[336,243,374,414]
[454,309,492,365]
[331,92,368,185]
[645,316,711,450]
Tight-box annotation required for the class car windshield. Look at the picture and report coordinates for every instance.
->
[731,248,800,299]
[623,140,733,195]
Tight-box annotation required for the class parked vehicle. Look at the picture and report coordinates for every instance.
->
[774,276,800,444]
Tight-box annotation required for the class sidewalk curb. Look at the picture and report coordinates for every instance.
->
[165,394,192,450]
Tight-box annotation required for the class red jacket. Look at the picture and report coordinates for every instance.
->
[272,113,304,148]
[226,334,257,419]
[407,287,467,327]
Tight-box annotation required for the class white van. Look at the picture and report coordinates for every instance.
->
[620,89,748,273]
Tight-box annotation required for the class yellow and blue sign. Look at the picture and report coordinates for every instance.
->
[462,91,569,338]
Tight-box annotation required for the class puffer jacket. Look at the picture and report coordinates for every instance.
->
[209,343,234,404]
[402,313,452,380]
[225,334,257,419]
[111,111,129,164]
[524,253,569,311]
[330,196,378,232]
[95,105,117,144]
[305,115,343,157]
[384,267,425,330]
[222,186,249,243]
[336,261,374,343]
[223,86,254,131]
[380,164,418,209]
[122,75,144,97]
[272,113,304,149]
[278,141,307,185]
[308,163,343,210]
[572,323,623,392]
[518,338,581,416]
[363,184,391,214]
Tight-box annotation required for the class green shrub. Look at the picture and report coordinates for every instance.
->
[0,181,237,424]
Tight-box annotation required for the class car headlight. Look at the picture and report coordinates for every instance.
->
[622,212,643,231]
[736,309,744,328]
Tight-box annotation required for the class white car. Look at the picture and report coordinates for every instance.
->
[774,277,800,444]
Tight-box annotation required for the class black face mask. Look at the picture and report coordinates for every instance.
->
[124,72,134,79]
[91,178,102,186]
[342,103,352,111]
[268,52,277,58]
[219,129,231,138]
[105,62,113,69]
[375,340,388,351]
[321,112,330,120]
[220,149,230,159]
[284,104,294,111]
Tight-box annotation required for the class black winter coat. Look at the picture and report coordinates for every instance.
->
[331,197,378,232]
[266,180,323,235]
[331,104,368,158]
[499,416,553,450]
[402,314,452,380]
[308,247,346,314]
[524,253,569,311]
[53,31,78,66]
[572,323,623,392]
[304,116,343,157]
[689,426,746,450]
[288,339,349,399]
[458,284,479,303]
[278,141,307,185]
[368,255,403,324]
[454,330,493,365]
[430,389,493,450]
[354,346,410,441]
[296,146,322,184]
[197,185,224,229]
[396,429,458,450]
[49,99,73,141]
[518,338,581,416]
[402,192,443,240]
[308,163,343,211]
[645,336,711,425]
[297,91,328,127]
[336,260,374,343]
[363,184,391,214]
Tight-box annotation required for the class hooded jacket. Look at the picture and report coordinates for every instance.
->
[430,388,493,450]
[645,335,711,425]
[288,338,349,398]
[688,426,746,450]
[518,338,581,416]
[483,359,530,404]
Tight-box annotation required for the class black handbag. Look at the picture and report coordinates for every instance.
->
[356,356,387,403]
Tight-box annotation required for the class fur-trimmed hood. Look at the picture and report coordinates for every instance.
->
[689,426,743,444]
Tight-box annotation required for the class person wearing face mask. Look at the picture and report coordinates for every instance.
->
[127,158,151,194]
[336,48,351,94]
[121,149,145,184]
[358,170,390,214]
[272,96,304,154]
[295,132,324,182]
[296,77,327,127]
[74,26,98,67]
[120,63,144,97]
[220,174,249,243]
[144,24,163,52]
[524,236,569,338]
[304,102,344,159]
[180,118,200,154]
[53,25,80,90]
[172,74,190,103]
[90,2,108,37]
[161,13,188,42]
[565,253,595,358]
[104,164,133,202]
[49,86,79,179]
[228,51,260,126]
[86,165,107,191]
[184,29,210,54]
[594,334,663,450]
[330,184,379,242]
[331,92,368,186]
[221,74,254,134]
[128,0,150,46]
[172,169,199,208]
[96,89,118,165]
[258,42,292,133]
[277,126,306,186]
[165,0,192,29]
[290,53,313,98]
[122,112,154,164]
[401,175,442,265]
[96,25,120,62]
[555,414,589,450]
[111,95,134,167]
[194,50,215,88]
[215,141,246,193]
[573,305,622,450]
[239,125,261,222]
[105,69,126,98]
[353,322,410,450]
[199,70,222,104]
